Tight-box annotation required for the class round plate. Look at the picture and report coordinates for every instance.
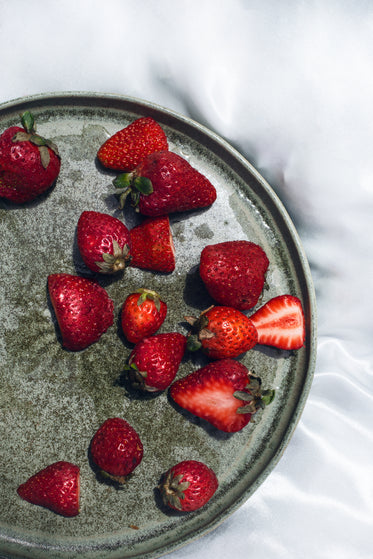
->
[0,92,317,559]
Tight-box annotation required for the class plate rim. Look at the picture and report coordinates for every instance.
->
[0,91,317,559]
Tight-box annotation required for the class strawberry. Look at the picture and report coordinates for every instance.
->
[125,332,187,392]
[170,359,274,433]
[17,461,80,517]
[97,116,168,171]
[249,294,306,350]
[90,418,143,483]
[48,273,114,351]
[121,288,167,344]
[129,216,175,272]
[113,150,217,216]
[199,240,269,310]
[185,305,258,360]
[0,111,61,203]
[77,210,132,274]
[159,460,218,512]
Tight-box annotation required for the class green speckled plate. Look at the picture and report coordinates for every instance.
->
[0,93,316,559]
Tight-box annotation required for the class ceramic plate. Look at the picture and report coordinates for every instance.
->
[0,93,317,559]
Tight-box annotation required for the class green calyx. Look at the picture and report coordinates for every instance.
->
[234,373,275,415]
[184,306,215,350]
[12,111,60,169]
[135,288,162,312]
[124,361,159,393]
[113,173,153,210]
[159,471,190,511]
[95,240,132,274]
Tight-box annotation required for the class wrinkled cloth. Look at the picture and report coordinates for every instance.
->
[0,1,372,558]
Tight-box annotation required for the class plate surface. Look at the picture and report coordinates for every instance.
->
[0,92,316,559]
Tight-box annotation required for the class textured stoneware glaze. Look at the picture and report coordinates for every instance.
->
[0,93,317,559]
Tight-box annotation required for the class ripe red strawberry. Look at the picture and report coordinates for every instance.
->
[185,305,258,359]
[199,240,269,310]
[121,288,167,344]
[97,116,168,171]
[77,210,131,274]
[90,418,143,483]
[129,216,175,272]
[17,461,80,517]
[125,332,187,392]
[159,460,218,511]
[170,359,274,433]
[0,111,61,203]
[48,273,114,351]
[249,294,306,350]
[113,150,217,216]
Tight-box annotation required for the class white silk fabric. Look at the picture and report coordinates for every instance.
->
[0,1,372,558]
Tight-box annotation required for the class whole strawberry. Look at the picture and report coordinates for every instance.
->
[97,116,168,171]
[48,273,114,351]
[77,210,132,274]
[0,111,61,203]
[199,240,269,310]
[185,305,258,359]
[170,359,274,433]
[249,294,305,350]
[125,332,187,392]
[113,150,217,216]
[90,418,143,483]
[159,460,218,512]
[17,461,80,517]
[129,216,175,272]
[121,288,167,344]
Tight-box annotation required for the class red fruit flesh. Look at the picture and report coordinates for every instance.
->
[170,359,255,432]
[48,273,114,351]
[250,294,306,350]
[160,460,218,511]
[90,418,143,481]
[97,117,168,171]
[134,151,217,216]
[199,240,269,310]
[17,461,80,517]
[129,216,175,272]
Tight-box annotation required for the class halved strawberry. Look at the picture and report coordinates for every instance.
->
[249,294,305,350]
[129,216,175,272]
[169,359,274,433]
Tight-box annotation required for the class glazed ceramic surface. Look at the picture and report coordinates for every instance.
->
[0,93,316,559]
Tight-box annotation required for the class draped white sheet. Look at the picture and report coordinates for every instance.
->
[0,1,372,558]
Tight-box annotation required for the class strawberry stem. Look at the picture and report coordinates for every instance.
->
[20,111,35,134]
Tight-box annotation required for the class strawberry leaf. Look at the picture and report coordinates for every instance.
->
[133,176,153,195]
[261,389,276,406]
[20,111,35,134]
[38,145,51,169]
[113,173,133,189]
